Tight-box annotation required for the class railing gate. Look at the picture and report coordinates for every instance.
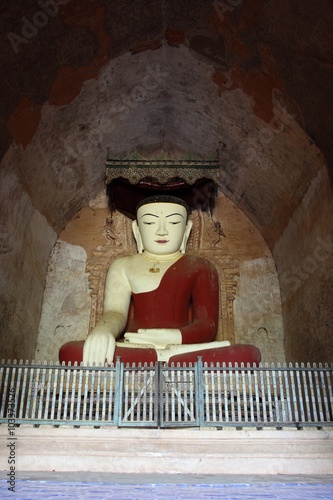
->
[117,363,159,427]
[159,362,200,427]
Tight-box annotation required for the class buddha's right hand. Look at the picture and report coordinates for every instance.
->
[83,330,116,366]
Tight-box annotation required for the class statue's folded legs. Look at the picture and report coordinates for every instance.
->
[60,340,261,366]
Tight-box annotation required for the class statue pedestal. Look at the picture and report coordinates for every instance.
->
[1,426,332,475]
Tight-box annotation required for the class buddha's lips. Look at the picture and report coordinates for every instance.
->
[155,239,169,244]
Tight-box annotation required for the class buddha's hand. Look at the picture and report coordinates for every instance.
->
[83,330,116,366]
[124,329,182,349]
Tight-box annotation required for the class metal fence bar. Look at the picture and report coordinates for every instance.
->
[248,365,254,422]
[37,365,46,420]
[203,365,210,422]
[319,365,330,422]
[0,362,5,416]
[313,364,324,422]
[307,363,318,422]
[195,358,204,427]
[210,368,216,422]
[301,364,311,422]
[101,369,106,421]
[235,368,241,423]
[53,365,60,420]
[189,365,195,422]
[76,367,83,422]
[259,366,267,423]
[229,366,236,422]
[289,364,299,423]
[113,359,123,426]
[171,368,176,422]
[56,365,64,420]
[176,368,182,422]
[106,367,114,421]
[253,368,261,424]
[18,365,29,419]
[265,368,273,423]
[295,364,305,423]
[14,362,23,418]
[283,365,292,422]
[325,365,333,421]
[241,366,248,423]
[153,364,159,425]
[222,365,229,423]
[271,370,278,424]
[216,365,223,422]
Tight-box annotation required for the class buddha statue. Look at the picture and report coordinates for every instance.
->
[59,195,261,366]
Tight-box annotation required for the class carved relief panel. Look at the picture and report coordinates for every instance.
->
[187,210,239,343]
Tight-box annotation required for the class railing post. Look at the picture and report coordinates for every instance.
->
[158,362,163,427]
[114,357,123,427]
[195,357,204,427]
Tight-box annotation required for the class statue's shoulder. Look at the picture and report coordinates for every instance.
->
[108,254,139,272]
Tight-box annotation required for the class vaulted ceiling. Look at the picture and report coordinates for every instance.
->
[0,0,332,236]
[1,1,333,154]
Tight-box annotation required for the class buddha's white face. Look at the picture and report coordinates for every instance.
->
[136,202,190,255]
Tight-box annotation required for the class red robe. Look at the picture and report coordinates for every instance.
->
[127,255,219,344]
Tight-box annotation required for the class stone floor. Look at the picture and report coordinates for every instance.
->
[1,474,333,499]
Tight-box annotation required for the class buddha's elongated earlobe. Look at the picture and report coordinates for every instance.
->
[132,220,144,253]
[180,220,193,253]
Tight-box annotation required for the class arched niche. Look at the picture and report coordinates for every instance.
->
[35,190,285,364]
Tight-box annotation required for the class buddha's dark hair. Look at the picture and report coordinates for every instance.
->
[136,195,191,217]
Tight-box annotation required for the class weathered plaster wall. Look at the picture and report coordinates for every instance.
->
[274,169,333,363]
[0,161,56,361]
[35,193,109,362]
[35,240,91,363]
[234,258,284,364]
[214,194,285,363]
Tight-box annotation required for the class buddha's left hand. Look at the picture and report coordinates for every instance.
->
[124,329,182,349]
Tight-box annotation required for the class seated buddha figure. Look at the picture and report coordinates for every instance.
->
[59,195,261,366]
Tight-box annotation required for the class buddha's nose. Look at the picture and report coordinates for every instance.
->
[156,219,168,235]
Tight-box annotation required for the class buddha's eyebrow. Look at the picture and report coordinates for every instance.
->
[166,213,184,218]
[139,213,159,218]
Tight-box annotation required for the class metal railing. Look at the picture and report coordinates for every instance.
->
[1,359,332,429]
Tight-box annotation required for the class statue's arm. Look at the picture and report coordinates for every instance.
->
[180,260,219,344]
[83,259,131,365]
[124,328,182,348]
